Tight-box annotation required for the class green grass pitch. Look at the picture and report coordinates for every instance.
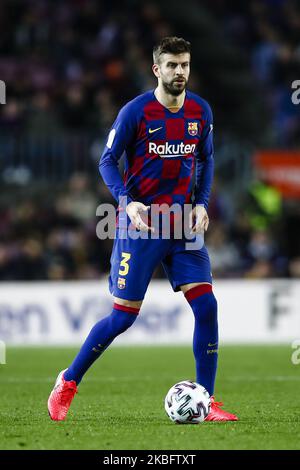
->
[0,345,299,450]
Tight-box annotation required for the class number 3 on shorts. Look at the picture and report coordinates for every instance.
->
[119,252,131,276]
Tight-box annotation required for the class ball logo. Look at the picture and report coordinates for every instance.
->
[188,122,198,136]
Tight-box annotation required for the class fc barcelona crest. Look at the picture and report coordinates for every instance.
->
[118,277,126,289]
[188,122,198,136]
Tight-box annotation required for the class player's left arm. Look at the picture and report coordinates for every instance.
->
[190,102,214,233]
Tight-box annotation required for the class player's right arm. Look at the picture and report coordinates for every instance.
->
[99,103,136,204]
[99,103,153,231]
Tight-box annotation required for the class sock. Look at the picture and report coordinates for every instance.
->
[184,284,218,396]
[64,303,139,384]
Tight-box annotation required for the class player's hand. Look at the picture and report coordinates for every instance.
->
[189,205,209,233]
[126,201,155,232]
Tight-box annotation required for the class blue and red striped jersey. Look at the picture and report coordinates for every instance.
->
[99,89,214,210]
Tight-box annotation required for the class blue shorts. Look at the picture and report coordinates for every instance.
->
[109,228,212,301]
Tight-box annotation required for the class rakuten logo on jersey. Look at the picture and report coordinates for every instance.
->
[149,142,196,158]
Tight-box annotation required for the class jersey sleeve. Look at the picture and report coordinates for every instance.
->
[194,102,214,210]
[99,102,137,204]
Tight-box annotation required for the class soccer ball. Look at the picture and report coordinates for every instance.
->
[164,380,211,424]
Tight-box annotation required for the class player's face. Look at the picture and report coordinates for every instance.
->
[154,53,190,96]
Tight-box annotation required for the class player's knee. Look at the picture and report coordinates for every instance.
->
[113,296,143,309]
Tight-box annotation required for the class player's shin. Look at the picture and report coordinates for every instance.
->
[184,285,218,397]
[64,303,139,384]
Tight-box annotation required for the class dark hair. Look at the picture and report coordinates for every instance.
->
[153,36,191,64]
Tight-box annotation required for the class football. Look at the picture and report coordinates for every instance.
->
[164,381,211,424]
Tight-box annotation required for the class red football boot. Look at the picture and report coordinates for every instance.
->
[48,369,78,421]
[205,396,238,421]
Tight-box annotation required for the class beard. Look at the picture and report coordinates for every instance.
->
[162,77,187,96]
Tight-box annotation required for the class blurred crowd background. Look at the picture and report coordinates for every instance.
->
[0,0,300,281]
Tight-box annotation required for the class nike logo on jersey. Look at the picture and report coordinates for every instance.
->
[209,124,213,134]
[149,127,163,134]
